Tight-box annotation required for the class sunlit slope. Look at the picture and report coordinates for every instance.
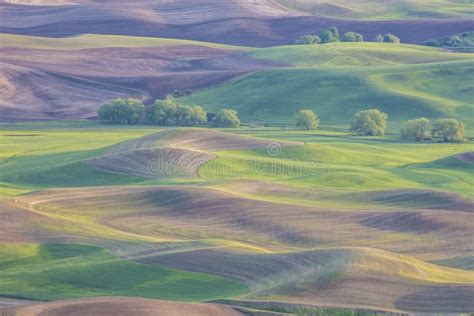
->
[200,130,474,198]
[0,243,246,301]
[0,33,246,50]
[248,43,473,67]
[277,0,474,20]
[181,44,474,131]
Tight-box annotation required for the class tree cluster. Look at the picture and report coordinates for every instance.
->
[424,32,473,49]
[146,99,206,126]
[98,98,240,128]
[294,27,364,45]
[98,98,145,125]
[374,34,400,43]
[295,27,403,45]
[400,118,465,142]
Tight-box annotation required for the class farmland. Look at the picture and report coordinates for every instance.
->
[0,123,473,314]
[1,1,473,315]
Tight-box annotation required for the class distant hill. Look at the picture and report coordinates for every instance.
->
[0,0,472,46]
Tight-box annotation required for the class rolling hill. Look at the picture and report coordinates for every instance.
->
[0,0,472,46]
[1,125,473,313]
[181,43,474,132]
[0,34,271,121]
[1,1,473,314]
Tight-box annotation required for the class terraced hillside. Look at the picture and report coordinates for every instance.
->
[1,125,473,314]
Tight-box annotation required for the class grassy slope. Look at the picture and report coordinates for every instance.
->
[181,43,474,132]
[0,126,170,196]
[0,243,246,301]
[0,33,246,50]
[201,129,474,199]
[1,125,473,311]
[276,0,474,20]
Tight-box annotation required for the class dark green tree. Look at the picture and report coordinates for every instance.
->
[383,34,401,43]
[320,26,340,44]
[295,34,321,45]
[213,109,240,128]
[342,32,364,42]
[98,98,145,124]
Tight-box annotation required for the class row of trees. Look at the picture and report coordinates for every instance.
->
[401,118,465,142]
[295,108,465,142]
[294,26,400,45]
[98,98,241,128]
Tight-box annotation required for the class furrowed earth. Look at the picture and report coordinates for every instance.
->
[1,1,473,315]
[0,126,473,314]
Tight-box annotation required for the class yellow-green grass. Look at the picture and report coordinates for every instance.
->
[0,33,247,51]
[248,43,474,67]
[276,0,474,20]
[0,126,206,197]
[181,58,474,133]
[0,243,246,301]
[200,129,474,199]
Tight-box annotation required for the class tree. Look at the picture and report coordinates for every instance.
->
[342,32,364,42]
[98,98,144,124]
[295,109,319,130]
[146,98,206,126]
[431,119,465,142]
[374,34,384,42]
[175,104,207,126]
[383,34,400,43]
[146,98,178,126]
[320,26,340,44]
[350,109,388,136]
[295,34,321,45]
[213,109,240,128]
[400,118,431,141]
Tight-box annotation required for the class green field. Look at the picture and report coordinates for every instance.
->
[0,243,246,301]
[181,43,474,132]
[1,122,473,313]
[276,0,474,19]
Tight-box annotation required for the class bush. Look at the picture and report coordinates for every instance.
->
[146,99,206,126]
[374,34,384,42]
[431,119,465,142]
[98,98,145,124]
[295,109,319,130]
[383,34,400,43]
[342,32,364,42]
[350,109,388,136]
[213,109,240,128]
[320,26,340,44]
[400,118,431,141]
[295,34,321,45]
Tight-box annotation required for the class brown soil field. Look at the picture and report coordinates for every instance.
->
[0,297,243,316]
[0,46,276,121]
[456,151,474,164]
[7,182,474,313]
[86,129,300,178]
[0,1,472,46]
